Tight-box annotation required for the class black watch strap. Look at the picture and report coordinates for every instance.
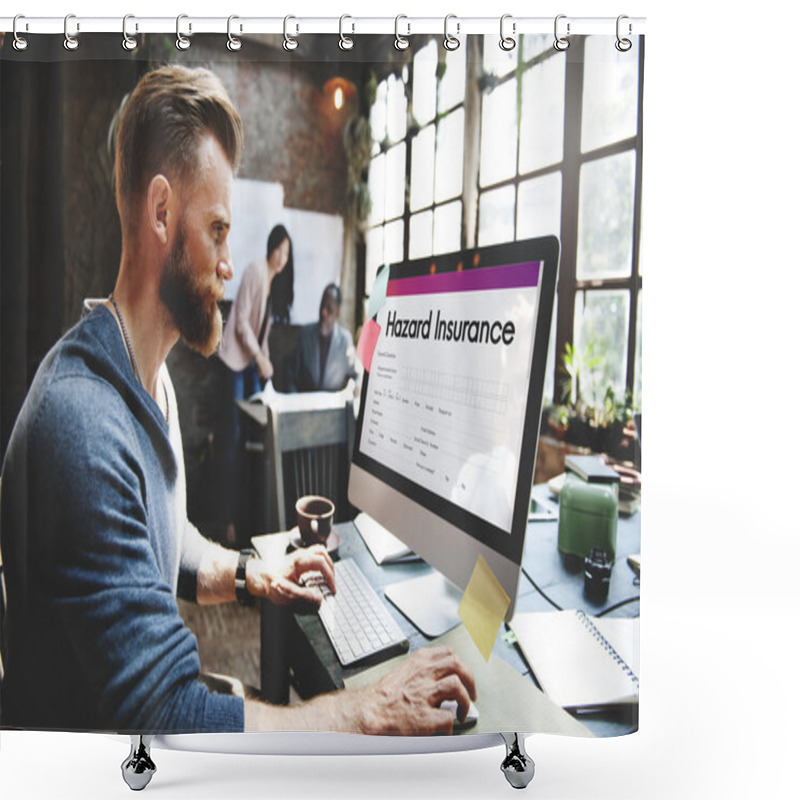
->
[235,548,257,606]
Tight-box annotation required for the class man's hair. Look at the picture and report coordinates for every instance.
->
[322,283,342,308]
[115,65,243,230]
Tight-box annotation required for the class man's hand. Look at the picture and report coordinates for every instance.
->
[244,644,477,736]
[246,545,335,607]
[357,646,477,735]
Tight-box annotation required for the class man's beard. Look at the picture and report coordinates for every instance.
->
[159,225,223,358]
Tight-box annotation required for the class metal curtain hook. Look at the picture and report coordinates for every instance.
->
[227,15,242,51]
[339,14,354,50]
[283,15,298,51]
[64,14,79,51]
[616,15,633,52]
[554,14,570,51]
[12,14,28,51]
[499,14,516,51]
[122,14,138,51]
[443,14,460,51]
[394,15,409,50]
[176,14,191,51]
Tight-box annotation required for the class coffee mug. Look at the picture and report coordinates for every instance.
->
[295,495,335,546]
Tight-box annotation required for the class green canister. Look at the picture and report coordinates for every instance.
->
[557,472,619,562]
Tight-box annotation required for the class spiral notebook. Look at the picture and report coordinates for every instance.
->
[509,610,640,710]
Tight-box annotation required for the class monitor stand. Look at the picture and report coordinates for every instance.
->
[384,571,463,638]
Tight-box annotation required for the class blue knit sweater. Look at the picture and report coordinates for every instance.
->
[0,305,244,733]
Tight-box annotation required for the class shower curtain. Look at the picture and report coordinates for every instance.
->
[0,20,643,742]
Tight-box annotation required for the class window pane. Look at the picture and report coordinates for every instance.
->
[478,185,515,246]
[410,125,435,212]
[435,108,465,203]
[386,73,408,144]
[370,80,387,153]
[634,290,642,410]
[367,153,385,226]
[522,34,550,62]
[433,201,461,255]
[581,36,639,153]
[517,172,562,240]
[574,289,630,404]
[365,225,384,295]
[519,53,566,173]
[438,45,466,113]
[480,78,518,187]
[409,210,433,259]
[413,40,438,127]
[483,35,516,78]
[385,143,407,221]
[384,219,405,266]
[577,151,636,279]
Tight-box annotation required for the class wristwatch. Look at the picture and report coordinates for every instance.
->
[235,548,257,606]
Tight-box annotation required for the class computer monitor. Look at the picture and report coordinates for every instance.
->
[348,236,559,636]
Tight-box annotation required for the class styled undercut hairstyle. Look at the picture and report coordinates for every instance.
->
[114,64,244,232]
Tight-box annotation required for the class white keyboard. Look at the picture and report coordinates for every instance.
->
[303,558,409,666]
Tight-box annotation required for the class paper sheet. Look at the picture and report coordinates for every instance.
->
[457,555,511,661]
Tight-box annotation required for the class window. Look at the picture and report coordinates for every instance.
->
[364,35,643,411]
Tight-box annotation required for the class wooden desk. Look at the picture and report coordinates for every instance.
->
[253,493,641,738]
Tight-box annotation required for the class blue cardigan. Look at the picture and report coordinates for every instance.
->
[0,305,244,733]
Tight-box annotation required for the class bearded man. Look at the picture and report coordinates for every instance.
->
[0,65,474,736]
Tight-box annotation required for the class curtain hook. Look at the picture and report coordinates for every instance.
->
[283,15,298,51]
[64,14,79,51]
[499,14,516,51]
[227,15,242,51]
[394,15,410,50]
[615,15,633,52]
[122,14,138,51]
[339,14,354,51]
[12,14,28,51]
[443,14,460,51]
[554,14,570,51]
[176,14,191,51]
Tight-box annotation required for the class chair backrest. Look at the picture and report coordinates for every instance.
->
[267,400,355,532]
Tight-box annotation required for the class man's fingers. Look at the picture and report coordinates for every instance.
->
[412,646,477,702]
[429,673,473,722]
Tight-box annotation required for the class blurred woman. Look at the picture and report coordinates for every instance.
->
[217,223,293,545]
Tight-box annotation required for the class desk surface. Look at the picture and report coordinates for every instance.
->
[253,486,640,739]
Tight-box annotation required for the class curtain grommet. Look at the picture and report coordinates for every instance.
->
[339,14,354,51]
[554,14,570,51]
[12,14,29,51]
[499,14,516,52]
[615,15,633,52]
[176,14,191,51]
[394,15,410,50]
[443,14,460,51]
[227,15,242,52]
[283,15,298,51]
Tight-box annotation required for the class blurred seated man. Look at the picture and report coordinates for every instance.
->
[287,284,359,394]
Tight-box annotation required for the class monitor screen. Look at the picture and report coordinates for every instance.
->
[349,236,559,619]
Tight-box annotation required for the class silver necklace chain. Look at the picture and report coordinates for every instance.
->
[109,293,169,423]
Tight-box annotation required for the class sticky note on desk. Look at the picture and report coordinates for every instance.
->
[356,318,381,373]
[457,555,511,661]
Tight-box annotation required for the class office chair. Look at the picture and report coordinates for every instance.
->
[266,400,355,533]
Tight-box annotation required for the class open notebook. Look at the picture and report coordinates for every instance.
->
[509,610,639,710]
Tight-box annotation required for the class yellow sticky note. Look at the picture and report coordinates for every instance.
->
[457,555,511,661]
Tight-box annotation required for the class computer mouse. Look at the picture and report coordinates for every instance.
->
[440,699,479,731]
